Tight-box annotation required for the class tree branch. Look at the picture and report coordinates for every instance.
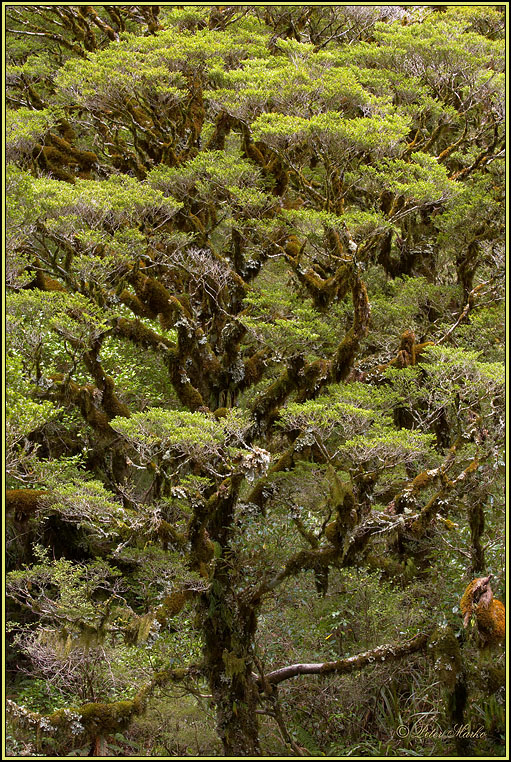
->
[257,632,429,688]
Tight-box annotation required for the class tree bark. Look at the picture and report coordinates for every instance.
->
[202,586,261,755]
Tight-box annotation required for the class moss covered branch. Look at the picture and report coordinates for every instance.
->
[257,633,429,687]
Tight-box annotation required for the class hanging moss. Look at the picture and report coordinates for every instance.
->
[468,501,485,573]
[222,650,247,678]
[99,375,131,419]
[429,625,469,753]
[123,612,155,645]
[241,350,267,390]
[245,447,295,514]
[252,356,305,426]
[364,552,405,577]
[155,590,191,627]
[266,155,288,196]
[156,519,185,549]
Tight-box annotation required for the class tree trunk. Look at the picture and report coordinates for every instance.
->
[201,578,261,755]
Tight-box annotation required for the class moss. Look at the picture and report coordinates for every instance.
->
[131,273,176,329]
[120,289,156,319]
[246,447,294,512]
[330,329,358,382]
[156,519,185,548]
[34,270,66,292]
[77,387,112,432]
[110,150,147,179]
[77,700,136,733]
[483,666,505,694]
[393,470,433,513]
[365,552,405,577]
[326,227,344,258]
[101,375,131,419]
[324,521,338,545]
[468,501,485,573]
[116,317,175,351]
[177,380,205,412]
[124,612,155,645]
[156,590,191,626]
[284,234,302,260]
[430,626,463,690]
[206,111,232,151]
[193,529,215,567]
[6,489,47,518]
[34,143,75,183]
[35,133,98,182]
[49,699,141,736]
[242,350,267,389]
[242,134,266,167]
[267,158,288,196]
[56,118,76,143]
[222,650,246,678]
[325,475,357,547]
[252,358,304,424]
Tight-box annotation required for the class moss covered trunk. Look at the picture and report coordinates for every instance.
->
[202,578,260,755]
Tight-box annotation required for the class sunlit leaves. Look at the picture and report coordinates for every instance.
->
[110,407,250,465]
[5,354,57,482]
[341,428,436,469]
[7,290,110,378]
[252,110,411,160]
[33,174,182,231]
[148,150,265,210]
[6,108,54,161]
[359,152,457,207]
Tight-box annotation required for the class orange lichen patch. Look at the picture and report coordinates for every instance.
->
[460,576,488,626]
[460,576,505,647]
[475,598,505,646]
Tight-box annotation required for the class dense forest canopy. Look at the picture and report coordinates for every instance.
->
[4,4,506,757]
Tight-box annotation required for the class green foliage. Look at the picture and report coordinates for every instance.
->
[6,108,54,159]
[360,152,457,205]
[252,110,411,159]
[5,4,505,757]
[111,407,248,457]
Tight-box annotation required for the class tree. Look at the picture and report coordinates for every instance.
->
[5,5,505,757]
